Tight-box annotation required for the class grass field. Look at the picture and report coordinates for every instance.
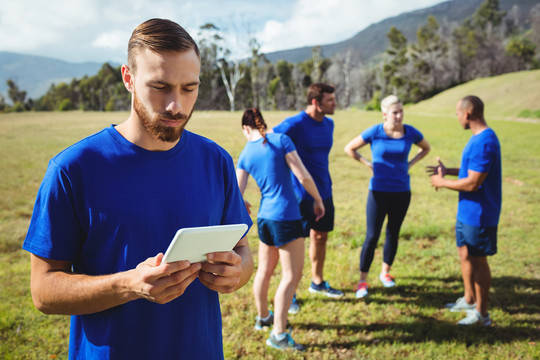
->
[1,87,539,358]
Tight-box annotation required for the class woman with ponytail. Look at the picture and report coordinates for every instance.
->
[236,108,325,351]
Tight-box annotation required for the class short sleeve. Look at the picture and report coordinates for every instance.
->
[280,134,297,155]
[408,125,424,144]
[23,160,85,261]
[468,141,496,174]
[360,124,378,144]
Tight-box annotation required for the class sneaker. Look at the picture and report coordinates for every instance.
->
[254,311,273,330]
[446,297,476,312]
[266,332,305,351]
[355,282,368,298]
[308,281,344,298]
[457,309,492,326]
[379,273,396,288]
[288,294,300,314]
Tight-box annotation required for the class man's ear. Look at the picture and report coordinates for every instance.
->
[121,64,134,93]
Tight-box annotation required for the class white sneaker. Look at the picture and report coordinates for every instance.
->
[379,273,395,288]
[355,282,368,298]
[446,297,476,312]
[458,309,492,326]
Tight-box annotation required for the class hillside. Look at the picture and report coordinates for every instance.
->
[406,69,540,120]
[0,51,112,100]
[265,0,538,64]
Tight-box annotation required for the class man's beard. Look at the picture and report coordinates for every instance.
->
[133,90,193,143]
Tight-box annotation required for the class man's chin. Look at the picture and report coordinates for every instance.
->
[155,127,184,143]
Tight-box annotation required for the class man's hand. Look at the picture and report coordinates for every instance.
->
[430,166,445,190]
[198,251,244,294]
[132,254,202,304]
[313,199,326,222]
[243,199,252,215]
[426,156,446,176]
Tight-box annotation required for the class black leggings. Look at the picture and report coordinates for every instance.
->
[359,190,411,273]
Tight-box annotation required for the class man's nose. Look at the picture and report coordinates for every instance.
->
[165,92,183,114]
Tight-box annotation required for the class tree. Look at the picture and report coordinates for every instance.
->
[383,26,409,100]
[506,35,536,70]
[197,22,246,112]
[217,58,245,112]
[7,79,27,105]
[451,19,479,83]
[411,15,448,92]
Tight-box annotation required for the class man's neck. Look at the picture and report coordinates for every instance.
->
[469,119,489,135]
[305,106,324,122]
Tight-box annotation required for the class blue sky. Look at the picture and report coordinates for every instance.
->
[0,0,445,64]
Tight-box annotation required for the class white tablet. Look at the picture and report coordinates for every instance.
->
[162,224,248,263]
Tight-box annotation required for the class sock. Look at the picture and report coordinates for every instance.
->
[261,313,272,322]
[272,332,287,341]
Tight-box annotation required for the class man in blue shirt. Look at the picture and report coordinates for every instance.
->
[273,83,343,304]
[23,18,253,359]
[428,95,502,326]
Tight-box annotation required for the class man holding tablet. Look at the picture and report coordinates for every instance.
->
[23,19,253,359]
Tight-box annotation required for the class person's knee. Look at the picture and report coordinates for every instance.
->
[256,264,275,280]
[311,230,328,244]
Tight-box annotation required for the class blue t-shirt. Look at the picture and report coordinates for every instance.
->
[361,123,424,192]
[457,128,502,227]
[237,133,301,221]
[273,111,334,200]
[23,126,252,360]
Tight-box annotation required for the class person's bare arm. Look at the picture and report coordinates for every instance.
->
[198,236,253,293]
[30,253,202,315]
[408,139,430,169]
[236,168,252,215]
[430,168,488,192]
[285,150,325,221]
[426,157,459,176]
[344,135,373,168]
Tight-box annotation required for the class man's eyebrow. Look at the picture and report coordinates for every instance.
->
[147,80,200,86]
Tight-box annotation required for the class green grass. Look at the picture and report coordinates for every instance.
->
[406,69,540,121]
[1,102,539,359]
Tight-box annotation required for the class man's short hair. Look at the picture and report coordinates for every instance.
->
[460,95,484,120]
[127,18,200,73]
[307,83,335,104]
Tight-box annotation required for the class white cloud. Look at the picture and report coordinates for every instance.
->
[92,31,130,51]
[258,0,445,53]
[0,0,445,63]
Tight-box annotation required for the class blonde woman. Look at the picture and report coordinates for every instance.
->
[344,95,430,298]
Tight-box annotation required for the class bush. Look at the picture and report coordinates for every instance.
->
[12,101,25,112]
[518,109,540,119]
[365,91,382,111]
[58,99,74,111]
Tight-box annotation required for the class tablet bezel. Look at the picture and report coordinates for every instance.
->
[162,223,248,263]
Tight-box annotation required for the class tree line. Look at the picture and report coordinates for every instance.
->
[1,0,539,113]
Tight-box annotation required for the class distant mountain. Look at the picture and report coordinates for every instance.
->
[1,0,537,101]
[264,0,538,64]
[0,51,113,100]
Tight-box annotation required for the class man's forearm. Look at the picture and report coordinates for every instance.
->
[31,269,137,315]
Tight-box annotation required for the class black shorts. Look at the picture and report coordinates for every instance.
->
[298,197,335,236]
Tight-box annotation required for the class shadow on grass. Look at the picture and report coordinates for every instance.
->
[365,275,540,315]
[299,316,538,349]
[294,275,540,349]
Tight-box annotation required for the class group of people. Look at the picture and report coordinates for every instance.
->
[22,18,502,358]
